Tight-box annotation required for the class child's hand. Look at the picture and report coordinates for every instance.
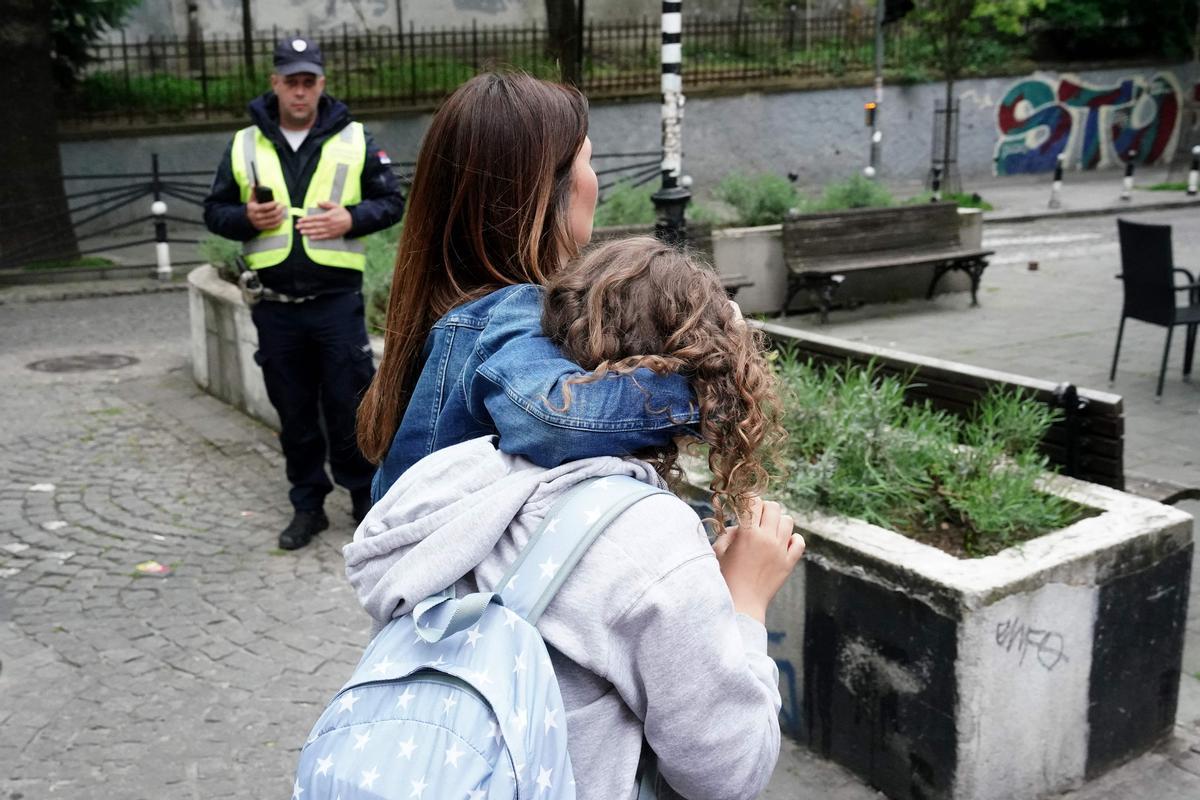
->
[728,299,745,327]
[713,496,804,623]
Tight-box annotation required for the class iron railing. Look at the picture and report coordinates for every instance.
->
[63,13,922,128]
[0,148,665,269]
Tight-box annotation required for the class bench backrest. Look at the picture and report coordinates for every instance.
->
[589,222,714,264]
[782,202,963,270]
[757,321,1126,490]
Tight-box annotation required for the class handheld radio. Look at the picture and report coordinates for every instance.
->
[250,163,274,204]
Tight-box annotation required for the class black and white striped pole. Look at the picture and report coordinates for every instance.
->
[1188,146,1199,196]
[1048,153,1064,209]
[651,0,690,246]
[930,166,942,203]
[150,154,172,281]
[1120,150,1135,201]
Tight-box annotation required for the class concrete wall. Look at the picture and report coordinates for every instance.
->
[63,61,1196,197]
[111,0,862,40]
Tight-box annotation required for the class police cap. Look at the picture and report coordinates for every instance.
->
[273,37,325,77]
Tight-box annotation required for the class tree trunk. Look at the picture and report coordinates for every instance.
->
[545,0,581,86]
[0,0,78,267]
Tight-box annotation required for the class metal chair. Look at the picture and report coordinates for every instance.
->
[1110,219,1200,396]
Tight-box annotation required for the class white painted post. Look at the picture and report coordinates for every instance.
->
[151,199,172,281]
[1188,145,1199,196]
[1049,153,1064,209]
[1120,151,1135,201]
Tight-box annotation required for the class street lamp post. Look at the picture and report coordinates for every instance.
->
[651,0,690,245]
[867,0,885,178]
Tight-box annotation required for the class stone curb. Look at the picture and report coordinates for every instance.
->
[0,281,188,305]
[986,196,1200,225]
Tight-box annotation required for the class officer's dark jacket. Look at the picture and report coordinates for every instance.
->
[204,92,405,297]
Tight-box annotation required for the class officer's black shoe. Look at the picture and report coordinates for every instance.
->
[351,488,372,525]
[278,509,329,550]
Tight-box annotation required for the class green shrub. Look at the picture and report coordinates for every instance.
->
[21,256,114,271]
[775,353,1085,557]
[593,180,657,227]
[714,173,800,226]
[905,191,995,211]
[362,223,402,335]
[808,174,896,212]
[593,179,720,228]
[198,235,243,282]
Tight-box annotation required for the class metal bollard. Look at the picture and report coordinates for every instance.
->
[1188,146,1200,196]
[930,166,942,203]
[151,200,172,281]
[1120,151,1135,201]
[1048,153,1064,209]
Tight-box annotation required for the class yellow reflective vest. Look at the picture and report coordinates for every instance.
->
[230,122,367,271]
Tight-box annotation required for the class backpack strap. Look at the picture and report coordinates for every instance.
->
[498,475,667,624]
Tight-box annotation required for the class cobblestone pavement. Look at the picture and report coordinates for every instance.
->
[0,293,370,798]
[4,265,1200,798]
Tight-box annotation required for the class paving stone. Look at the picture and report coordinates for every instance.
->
[6,246,1200,799]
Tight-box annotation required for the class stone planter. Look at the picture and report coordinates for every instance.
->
[711,223,787,315]
[741,474,1193,800]
[188,264,280,431]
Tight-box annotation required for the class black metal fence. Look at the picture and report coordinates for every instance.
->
[0,146,668,269]
[63,13,922,127]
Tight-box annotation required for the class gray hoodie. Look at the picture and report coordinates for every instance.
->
[344,436,782,799]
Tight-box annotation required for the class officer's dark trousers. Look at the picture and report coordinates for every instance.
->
[251,291,376,512]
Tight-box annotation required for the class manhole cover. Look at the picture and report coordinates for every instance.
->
[26,354,139,373]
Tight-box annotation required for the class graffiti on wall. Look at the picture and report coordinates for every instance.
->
[994,72,1181,175]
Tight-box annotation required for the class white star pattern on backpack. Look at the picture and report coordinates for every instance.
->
[291,476,667,798]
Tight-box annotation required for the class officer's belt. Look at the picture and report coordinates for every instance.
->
[259,287,318,304]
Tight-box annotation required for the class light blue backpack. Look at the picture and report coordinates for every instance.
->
[293,475,668,799]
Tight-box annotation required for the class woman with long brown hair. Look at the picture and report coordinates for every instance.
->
[359,72,699,501]
[346,236,800,797]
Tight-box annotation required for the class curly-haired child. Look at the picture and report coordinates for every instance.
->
[347,236,803,798]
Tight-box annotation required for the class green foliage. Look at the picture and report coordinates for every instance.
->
[199,235,243,282]
[21,256,115,271]
[808,174,896,212]
[1038,0,1198,61]
[907,190,995,210]
[593,180,718,227]
[52,0,143,89]
[714,173,800,227]
[362,224,403,335]
[946,191,994,211]
[77,72,246,118]
[911,0,1046,81]
[774,353,1084,556]
[593,181,657,227]
[1145,182,1189,192]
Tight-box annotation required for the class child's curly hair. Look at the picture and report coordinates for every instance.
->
[542,236,784,520]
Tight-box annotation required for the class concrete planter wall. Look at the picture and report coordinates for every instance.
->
[698,207,982,315]
[188,265,280,431]
[754,476,1193,800]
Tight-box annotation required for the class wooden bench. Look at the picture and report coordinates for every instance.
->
[756,321,1127,491]
[781,202,994,322]
[589,222,754,298]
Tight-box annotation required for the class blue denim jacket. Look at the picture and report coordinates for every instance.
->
[372,284,700,500]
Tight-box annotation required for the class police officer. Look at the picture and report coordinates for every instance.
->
[204,38,404,550]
